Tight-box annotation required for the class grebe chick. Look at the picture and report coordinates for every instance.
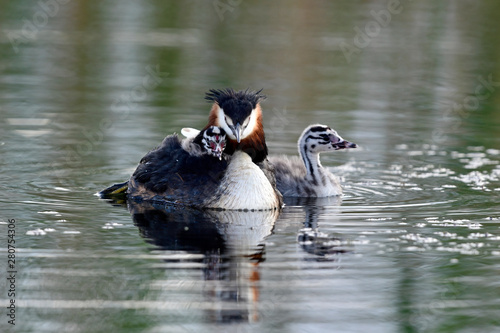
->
[99,126,226,198]
[269,124,357,197]
[182,126,226,160]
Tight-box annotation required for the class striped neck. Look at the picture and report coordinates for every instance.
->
[299,141,324,186]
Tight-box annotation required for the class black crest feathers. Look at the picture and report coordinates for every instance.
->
[205,88,266,108]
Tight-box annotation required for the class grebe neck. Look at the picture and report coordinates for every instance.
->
[300,143,325,186]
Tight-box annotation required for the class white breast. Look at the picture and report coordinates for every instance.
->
[314,172,342,197]
[209,151,281,210]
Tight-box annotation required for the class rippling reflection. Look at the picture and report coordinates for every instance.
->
[128,200,278,324]
[282,196,352,260]
[2,0,500,331]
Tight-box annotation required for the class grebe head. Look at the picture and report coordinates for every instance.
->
[205,88,266,143]
[201,126,227,160]
[300,124,357,154]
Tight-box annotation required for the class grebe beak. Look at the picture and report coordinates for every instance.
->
[333,140,357,150]
[329,132,357,150]
[233,123,242,143]
[214,146,224,160]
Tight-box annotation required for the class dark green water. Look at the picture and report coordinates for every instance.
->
[1,1,500,332]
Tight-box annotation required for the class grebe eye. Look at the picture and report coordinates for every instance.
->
[243,117,250,127]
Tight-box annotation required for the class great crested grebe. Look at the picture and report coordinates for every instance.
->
[126,89,283,210]
[268,124,357,197]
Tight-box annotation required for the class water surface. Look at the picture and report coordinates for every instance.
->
[1,1,500,332]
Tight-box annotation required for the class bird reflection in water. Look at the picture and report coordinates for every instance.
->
[101,192,350,323]
[283,196,352,261]
[128,200,279,324]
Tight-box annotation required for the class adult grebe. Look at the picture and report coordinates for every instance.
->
[269,124,357,197]
[126,89,282,210]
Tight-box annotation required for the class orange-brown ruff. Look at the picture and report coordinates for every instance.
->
[204,89,268,164]
[121,89,283,210]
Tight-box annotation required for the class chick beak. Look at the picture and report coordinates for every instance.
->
[333,139,357,150]
[233,123,242,143]
[329,133,357,150]
[214,145,224,160]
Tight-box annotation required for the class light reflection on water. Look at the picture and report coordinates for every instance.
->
[10,145,499,332]
[1,0,500,332]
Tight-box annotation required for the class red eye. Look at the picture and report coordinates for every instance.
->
[210,142,216,150]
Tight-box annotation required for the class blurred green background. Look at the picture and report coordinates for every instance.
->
[1,1,500,332]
